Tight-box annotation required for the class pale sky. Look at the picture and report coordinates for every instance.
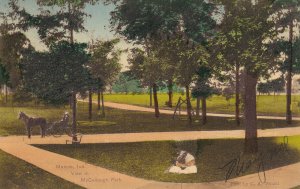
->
[0,0,132,71]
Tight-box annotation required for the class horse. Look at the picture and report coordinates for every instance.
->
[18,111,47,138]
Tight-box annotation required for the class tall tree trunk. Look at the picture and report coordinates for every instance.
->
[109,85,112,94]
[72,92,77,141]
[145,38,153,108]
[201,98,207,125]
[286,21,293,124]
[235,63,240,126]
[68,2,74,45]
[68,2,77,141]
[5,84,8,104]
[101,91,105,116]
[69,96,72,109]
[196,97,200,117]
[244,72,258,154]
[149,87,153,107]
[153,83,160,118]
[167,79,173,108]
[88,89,92,121]
[97,88,101,111]
[185,85,192,123]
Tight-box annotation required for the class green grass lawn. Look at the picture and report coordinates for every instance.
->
[1,102,300,136]
[0,105,68,136]
[0,149,83,189]
[278,135,300,151]
[35,135,300,183]
[99,93,300,116]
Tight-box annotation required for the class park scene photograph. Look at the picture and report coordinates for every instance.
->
[0,0,300,188]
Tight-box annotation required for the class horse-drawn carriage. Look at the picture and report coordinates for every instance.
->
[46,112,72,137]
[18,111,82,144]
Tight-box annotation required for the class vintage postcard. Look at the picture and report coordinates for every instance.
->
[0,0,300,189]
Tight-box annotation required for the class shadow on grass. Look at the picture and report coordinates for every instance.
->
[0,150,83,189]
[2,102,300,136]
[75,103,300,134]
[35,136,300,183]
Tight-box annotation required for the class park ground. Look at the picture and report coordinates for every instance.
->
[1,95,300,188]
[0,149,83,189]
[97,93,300,116]
[35,136,300,183]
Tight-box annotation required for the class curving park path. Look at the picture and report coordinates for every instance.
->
[1,101,300,188]
[0,136,300,189]
[94,101,300,121]
[3,126,300,145]
[1,126,300,189]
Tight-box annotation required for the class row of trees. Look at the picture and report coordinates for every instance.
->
[108,0,300,153]
[257,77,285,95]
[0,0,299,153]
[0,0,122,141]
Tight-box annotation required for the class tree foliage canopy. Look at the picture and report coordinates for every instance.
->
[110,0,216,43]
[0,31,31,88]
[257,76,285,94]
[22,41,90,105]
[192,66,219,99]
[0,62,9,85]
[112,71,143,94]
[213,0,279,77]
[10,0,100,45]
[274,37,300,74]
[88,38,122,90]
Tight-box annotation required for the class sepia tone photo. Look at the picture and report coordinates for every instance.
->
[0,0,300,188]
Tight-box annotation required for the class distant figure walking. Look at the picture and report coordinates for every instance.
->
[18,111,47,138]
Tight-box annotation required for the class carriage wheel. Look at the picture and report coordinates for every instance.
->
[64,127,73,137]
[45,127,54,137]
[45,129,52,137]
[65,122,81,137]
[52,127,62,137]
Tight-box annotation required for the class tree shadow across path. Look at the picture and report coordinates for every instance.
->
[34,136,300,183]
